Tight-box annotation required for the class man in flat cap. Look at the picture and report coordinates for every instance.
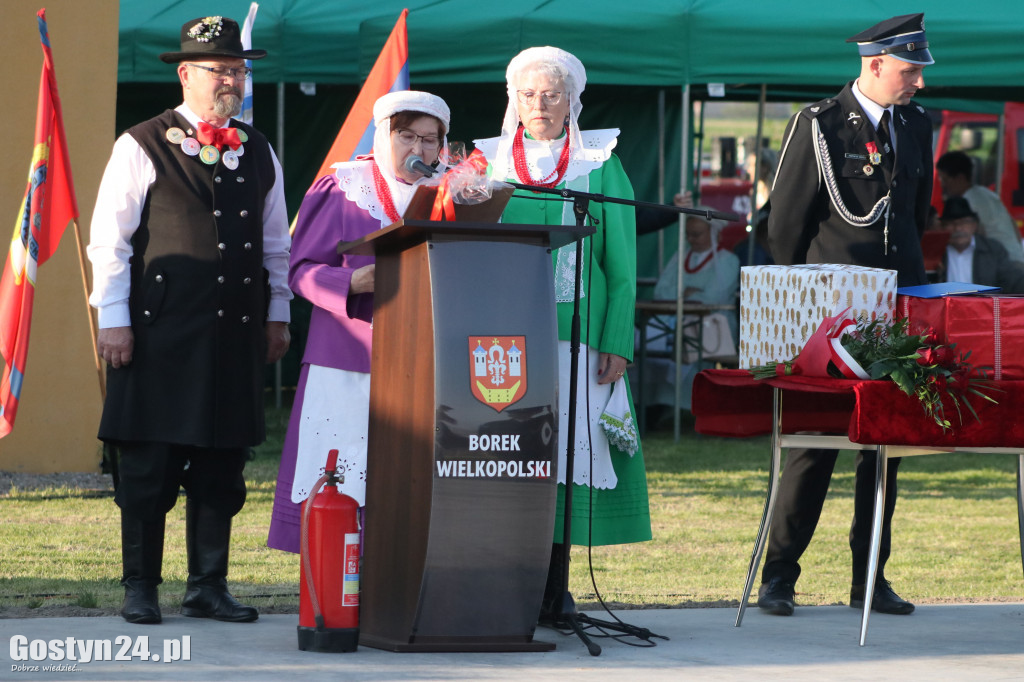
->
[938,196,1024,292]
[88,15,292,624]
[760,14,934,618]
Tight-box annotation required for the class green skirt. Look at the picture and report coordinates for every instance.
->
[552,377,652,546]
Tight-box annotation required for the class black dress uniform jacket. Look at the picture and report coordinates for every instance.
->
[758,82,934,588]
[768,82,932,286]
[99,109,275,449]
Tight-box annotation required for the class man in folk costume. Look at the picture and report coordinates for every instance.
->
[760,14,934,616]
[88,15,292,624]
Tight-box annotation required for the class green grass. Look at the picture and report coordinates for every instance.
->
[2,402,1023,615]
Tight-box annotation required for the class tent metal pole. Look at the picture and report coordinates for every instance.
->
[997,111,1007,198]
[673,84,691,442]
[657,89,666,270]
[274,81,286,410]
[746,83,767,266]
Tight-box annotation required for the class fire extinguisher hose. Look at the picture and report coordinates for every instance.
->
[300,472,332,631]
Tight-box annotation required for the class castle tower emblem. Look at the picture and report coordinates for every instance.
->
[468,336,527,412]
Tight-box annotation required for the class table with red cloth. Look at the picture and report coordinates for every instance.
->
[634,300,737,439]
[692,368,1024,645]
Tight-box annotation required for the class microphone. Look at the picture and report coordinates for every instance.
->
[404,155,438,177]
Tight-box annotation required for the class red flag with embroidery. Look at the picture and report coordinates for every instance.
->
[0,8,79,437]
[311,9,410,181]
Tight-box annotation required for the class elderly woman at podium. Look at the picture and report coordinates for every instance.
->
[268,91,451,552]
[474,46,652,606]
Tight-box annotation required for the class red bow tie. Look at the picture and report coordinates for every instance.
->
[196,121,241,150]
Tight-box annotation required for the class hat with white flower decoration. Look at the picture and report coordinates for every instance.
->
[159,15,267,63]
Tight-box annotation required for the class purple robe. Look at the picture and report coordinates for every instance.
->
[268,171,381,552]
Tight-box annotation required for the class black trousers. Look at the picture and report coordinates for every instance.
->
[112,441,248,520]
[761,447,902,586]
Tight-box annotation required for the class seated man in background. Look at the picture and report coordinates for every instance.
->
[939,197,1024,293]
[936,151,1024,263]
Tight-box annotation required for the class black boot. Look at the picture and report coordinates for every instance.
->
[120,512,164,624]
[180,499,257,622]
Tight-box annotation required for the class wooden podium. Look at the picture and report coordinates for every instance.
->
[338,219,592,652]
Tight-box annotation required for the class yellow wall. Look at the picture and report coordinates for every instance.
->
[0,1,118,472]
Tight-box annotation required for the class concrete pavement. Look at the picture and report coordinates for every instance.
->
[3,603,1024,680]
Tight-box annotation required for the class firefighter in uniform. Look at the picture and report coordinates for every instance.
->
[88,16,292,624]
[759,14,934,617]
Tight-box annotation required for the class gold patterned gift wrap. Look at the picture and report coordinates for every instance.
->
[739,264,897,368]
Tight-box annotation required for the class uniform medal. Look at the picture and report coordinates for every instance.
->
[165,127,186,144]
[863,164,875,176]
[181,137,201,156]
[222,149,239,170]
[236,130,248,144]
[865,142,882,166]
[199,145,221,165]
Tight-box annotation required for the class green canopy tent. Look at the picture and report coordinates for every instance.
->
[117,1,1024,199]
[115,1,1024,404]
[116,0,1024,223]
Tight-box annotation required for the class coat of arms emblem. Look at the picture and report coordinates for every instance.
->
[468,336,527,412]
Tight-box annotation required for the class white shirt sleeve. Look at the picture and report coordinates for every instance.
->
[87,133,154,329]
[263,145,292,323]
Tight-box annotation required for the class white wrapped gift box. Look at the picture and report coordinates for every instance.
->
[739,264,897,368]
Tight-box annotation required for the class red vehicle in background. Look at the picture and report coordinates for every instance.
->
[922,104,1024,271]
[931,104,1024,231]
[693,103,1024,265]
[698,179,752,251]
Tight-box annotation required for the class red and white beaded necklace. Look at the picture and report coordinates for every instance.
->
[684,249,716,274]
[512,124,571,188]
[371,160,401,223]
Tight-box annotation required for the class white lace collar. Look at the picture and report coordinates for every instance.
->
[473,128,619,185]
[330,159,432,227]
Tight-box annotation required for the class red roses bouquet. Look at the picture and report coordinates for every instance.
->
[750,315,1000,431]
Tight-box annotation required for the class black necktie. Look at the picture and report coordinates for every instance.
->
[877,110,893,169]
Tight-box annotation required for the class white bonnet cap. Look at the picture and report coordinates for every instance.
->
[505,46,587,101]
[372,90,451,133]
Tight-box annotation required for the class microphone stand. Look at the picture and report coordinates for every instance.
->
[506,181,738,656]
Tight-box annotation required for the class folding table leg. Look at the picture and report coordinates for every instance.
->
[1016,454,1024,580]
[860,444,887,646]
[736,387,784,627]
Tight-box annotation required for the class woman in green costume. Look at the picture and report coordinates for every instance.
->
[474,46,651,606]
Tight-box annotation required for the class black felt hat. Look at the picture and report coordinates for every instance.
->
[159,16,266,64]
[941,197,979,223]
[846,13,934,65]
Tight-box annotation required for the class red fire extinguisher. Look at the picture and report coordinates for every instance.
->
[297,449,360,652]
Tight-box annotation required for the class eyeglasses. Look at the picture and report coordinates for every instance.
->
[186,63,252,80]
[516,90,563,107]
[394,128,441,151]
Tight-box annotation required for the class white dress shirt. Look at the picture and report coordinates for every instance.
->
[945,237,976,283]
[852,80,896,154]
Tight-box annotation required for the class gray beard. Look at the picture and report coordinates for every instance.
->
[214,94,242,119]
